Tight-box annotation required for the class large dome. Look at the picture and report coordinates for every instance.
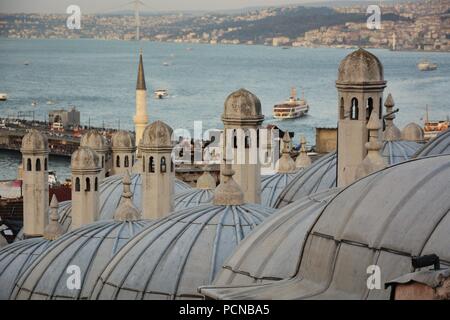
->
[91,203,275,299]
[212,189,340,287]
[414,129,450,158]
[337,48,384,84]
[20,129,48,153]
[0,238,53,299]
[200,154,450,300]
[11,220,150,300]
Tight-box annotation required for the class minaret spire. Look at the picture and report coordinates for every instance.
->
[136,49,146,90]
[134,49,149,148]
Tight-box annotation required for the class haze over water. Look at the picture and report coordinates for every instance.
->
[0,38,449,180]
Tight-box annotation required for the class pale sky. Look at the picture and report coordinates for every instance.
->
[0,0,371,14]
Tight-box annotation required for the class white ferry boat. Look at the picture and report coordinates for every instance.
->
[0,93,7,101]
[273,88,309,120]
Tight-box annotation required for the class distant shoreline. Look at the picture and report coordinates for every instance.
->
[1,37,449,54]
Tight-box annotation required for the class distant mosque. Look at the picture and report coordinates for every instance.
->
[0,48,449,300]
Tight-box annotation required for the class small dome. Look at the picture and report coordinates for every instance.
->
[21,129,48,152]
[275,152,337,208]
[174,189,214,210]
[414,129,450,158]
[337,48,384,84]
[91,202,275,300]
[201,154,450,300]
[381,140,422,165]
[140,120,173,149]
[196,170,216,190]
[80,130,108,152]
[0,238,53,299]
[222,89,264,122]
[276,140,424,209]
[383,125,402,141]
[71,146,100,171]
[11,220,150,300]
[53,173,191,233]
[111,130,135,151]
[261,173,298,208]
[402,123,424,142]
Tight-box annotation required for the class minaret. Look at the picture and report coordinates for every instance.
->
[71,146,101,230]
[43,195,64,241]
[139,120,175,219]
[80,130,110,180]
[111,130,136,175]
[295,135,312,169]
[20,129,49,238]
[355,112,386,179]
[222,89,264,204]
[336,48,387,187]
[133,50,149,148]
[382,93,401,141]
[275,132,296,173]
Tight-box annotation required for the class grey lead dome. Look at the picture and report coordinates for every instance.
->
[200,154,450,300]
[415,129,450,157]
[20,129,48,152]
[91,202,275,300]
[337,48,384,83]
[11,220,150,300]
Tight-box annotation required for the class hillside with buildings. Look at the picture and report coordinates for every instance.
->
[0,0,448,51]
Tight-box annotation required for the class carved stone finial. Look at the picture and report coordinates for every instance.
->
[213,160,244,206]
[43,195,64,241]
[275,132,296,173]
[114,171,141,221]
[295,135,312,169]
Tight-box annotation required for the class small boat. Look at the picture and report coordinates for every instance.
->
[423,105,449,140]
[0,93,7,101]
[163,62,170,67]
[46,100,55,105]
[417,60,438,71]
[154,89,168,99]
[273,88,309,120]
[24,61,30,66]
[31,100,37,107]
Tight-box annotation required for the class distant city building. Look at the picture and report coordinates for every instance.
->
[48,107,80,128]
